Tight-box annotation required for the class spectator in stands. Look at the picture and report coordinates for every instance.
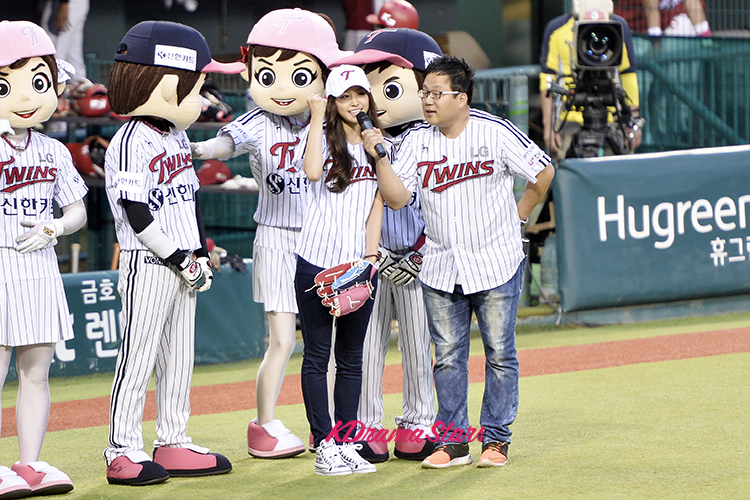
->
[539,0,642,158]
[615,0,711,36]
[41,0,90,78]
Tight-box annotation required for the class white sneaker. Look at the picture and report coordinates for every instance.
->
[315,439,351,476]
[338,442,376,473]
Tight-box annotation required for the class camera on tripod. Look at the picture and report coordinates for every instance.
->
[550,0,644,158]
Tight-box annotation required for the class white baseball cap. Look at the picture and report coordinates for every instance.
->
[325,64,371,98]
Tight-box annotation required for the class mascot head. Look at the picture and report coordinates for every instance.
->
[107,20,244,131]
[0,20,71,131]
[243,8,350,117]
[335,28,441,129]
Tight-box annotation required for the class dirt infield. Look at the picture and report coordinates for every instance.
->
[2,327,749,438]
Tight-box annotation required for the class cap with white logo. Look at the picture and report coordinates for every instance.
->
[114,20,245,74]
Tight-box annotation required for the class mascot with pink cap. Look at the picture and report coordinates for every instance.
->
[334,28,443,464]
[0,20,88,497]
[192,8,349,459]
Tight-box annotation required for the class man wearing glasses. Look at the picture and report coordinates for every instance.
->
[392,56,555,469]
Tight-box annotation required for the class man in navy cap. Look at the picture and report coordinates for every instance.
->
[333,28,442,463]
[102,20,243,486]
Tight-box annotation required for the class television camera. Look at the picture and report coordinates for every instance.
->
[549,0,644,158]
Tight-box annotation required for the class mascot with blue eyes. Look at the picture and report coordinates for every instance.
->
[0,20,87,497]
[332,28,443,463]
[192,8,349,459]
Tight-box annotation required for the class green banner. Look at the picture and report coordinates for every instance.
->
[6,264,268,381]
[554,146,750,311]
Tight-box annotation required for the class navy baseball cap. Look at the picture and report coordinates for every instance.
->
[114,21,245,74]
[333,28,442,72]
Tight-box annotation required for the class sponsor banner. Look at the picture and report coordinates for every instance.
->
[6,264,267,380]
[554,146,750,311]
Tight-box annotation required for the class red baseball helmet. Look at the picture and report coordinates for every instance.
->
[197,159,232,185]
[366,0,419,29]
[66,136,108,178]
[74,83,111,117]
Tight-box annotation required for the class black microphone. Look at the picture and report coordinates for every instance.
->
[356,111,387,159]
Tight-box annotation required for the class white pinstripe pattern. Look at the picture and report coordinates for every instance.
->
[394,109,551,294]
[0,131,86,346]
[0,248,73,346]
[0,131,87,246]
[359,122,434,429]
[358,272,434,429]
[252,225,300,313]
[220,109,309,229]
[105,250,197,463]
[104,119,201,252]
[296,138,392,269]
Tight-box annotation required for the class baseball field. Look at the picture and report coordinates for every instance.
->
[2,311,749,499]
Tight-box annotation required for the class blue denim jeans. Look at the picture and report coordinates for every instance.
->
[421,259,524,445]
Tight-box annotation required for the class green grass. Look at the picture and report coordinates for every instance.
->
[2,312,749,498]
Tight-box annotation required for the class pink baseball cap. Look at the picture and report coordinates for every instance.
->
[0,20,56,67]
[246,8,351,68]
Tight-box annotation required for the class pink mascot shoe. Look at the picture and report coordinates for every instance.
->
[11,461,73,496]
[247,418,305,458]
[153,444,232,477]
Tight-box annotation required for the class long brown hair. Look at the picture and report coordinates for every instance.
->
[324,92,381,193]
[107,61,203,115]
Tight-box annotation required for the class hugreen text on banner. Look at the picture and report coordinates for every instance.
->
[554,145,750,311]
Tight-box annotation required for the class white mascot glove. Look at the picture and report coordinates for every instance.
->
[388,250,423,286]
[376,247,398,278]
[178,255,203,289]
[191,142,209,159]
[195,256,213,292]
[0,119,15,136]
[16,219,64,253]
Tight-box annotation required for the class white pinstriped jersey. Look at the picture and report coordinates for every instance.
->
[0,131,87,346]
[295,133,393,269]
[0,131,87,248]
[104,119,201,252]
[394,109,551,294]
[220,109,308,229]
[381,122,424,253]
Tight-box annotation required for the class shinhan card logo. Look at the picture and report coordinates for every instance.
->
[154,45,197,71]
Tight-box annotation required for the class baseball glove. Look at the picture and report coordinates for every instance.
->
[321,281,375,317]
[313,260,376,316]
[388,250,422,286]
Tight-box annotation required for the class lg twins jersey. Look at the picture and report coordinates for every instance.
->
[220,108,308,229]
[394,109,551,294]
[296,135,393,269]
[0,131,88,248]
[104,119,201,252]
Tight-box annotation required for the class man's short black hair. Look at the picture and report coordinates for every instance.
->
[424,55,475,104]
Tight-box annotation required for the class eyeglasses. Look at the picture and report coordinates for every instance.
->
[417,90,461,100]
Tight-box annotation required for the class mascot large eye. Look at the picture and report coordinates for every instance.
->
[383,81,404,101]
[0,79,9,98]
[32,73,51,94]
[255,68,276,88]
[292,68,315,88]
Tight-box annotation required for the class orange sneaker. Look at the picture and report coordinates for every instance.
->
[477,442,508,467]
[420,443,472,469]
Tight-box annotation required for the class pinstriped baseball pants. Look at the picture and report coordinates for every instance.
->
[105,250,197,464]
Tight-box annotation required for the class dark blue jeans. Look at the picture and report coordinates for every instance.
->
[295,257,378,446]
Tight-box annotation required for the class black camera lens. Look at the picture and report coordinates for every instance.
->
[576,22,623,68]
